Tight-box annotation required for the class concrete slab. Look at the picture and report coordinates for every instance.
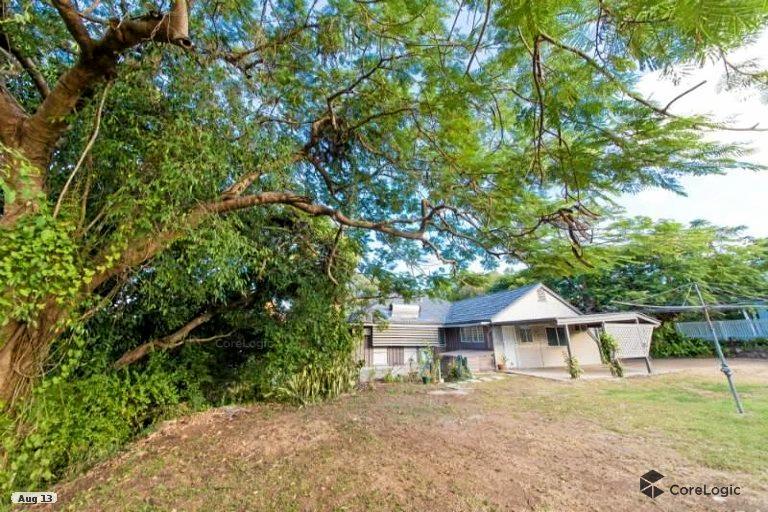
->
[506,360,667,381]
[503,358,768,381]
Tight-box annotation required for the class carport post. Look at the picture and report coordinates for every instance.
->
[562,326,575,378]
[637,317,653,375]
[694,284,745,414]
[643,356,653,374]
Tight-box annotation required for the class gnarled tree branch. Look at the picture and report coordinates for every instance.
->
[113,310,217,368]
[51,0,94,53]
[0,24,50,98]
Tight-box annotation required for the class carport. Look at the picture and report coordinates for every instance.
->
[554,312,661,374]
[493,312,660,375]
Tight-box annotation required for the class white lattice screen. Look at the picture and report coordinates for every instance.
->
[604,323,654,358]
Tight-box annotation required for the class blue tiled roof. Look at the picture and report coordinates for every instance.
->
[444,284,539,324]
[360,283,540,325]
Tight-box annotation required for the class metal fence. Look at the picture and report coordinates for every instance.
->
[675,319,768,341]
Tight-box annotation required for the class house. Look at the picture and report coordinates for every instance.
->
[356,283,659,377]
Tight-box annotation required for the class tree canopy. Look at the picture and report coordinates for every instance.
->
[1,0,768,403]
[436,217,768,316]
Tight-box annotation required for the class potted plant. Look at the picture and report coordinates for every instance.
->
[497,354,507,371]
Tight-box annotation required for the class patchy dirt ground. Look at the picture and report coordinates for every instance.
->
[38,359,768,511]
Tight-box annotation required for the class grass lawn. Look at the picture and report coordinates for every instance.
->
[485,371,768,476]
[42,359,768,511]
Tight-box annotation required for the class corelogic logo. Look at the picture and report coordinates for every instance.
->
[639,470,742,500]
[640,470,665,499]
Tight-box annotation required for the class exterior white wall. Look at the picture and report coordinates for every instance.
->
[502,326,601,369]
[358,346,423,381]
[403,347,419,370]
[570,330,601,365]
[492,286,580,323]
[372,348,388,366]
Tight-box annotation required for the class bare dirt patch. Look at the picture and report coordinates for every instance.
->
[37,365,768,511]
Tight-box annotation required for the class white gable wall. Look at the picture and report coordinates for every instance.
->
[491,285,580,323]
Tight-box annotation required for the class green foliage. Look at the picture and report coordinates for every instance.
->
[382,370,403,384]
[1,212,360,491]
[723,338,768,357]
[1,352,191,493]
[564,355,583,379]
[651,323,714,358]
[446,355,472,383]
[597,332,624,378]
[268,359,359,406]
[0,213,90,325]
[461,218,768,316]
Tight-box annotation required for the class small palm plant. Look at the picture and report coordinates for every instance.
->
[564,354,583,379]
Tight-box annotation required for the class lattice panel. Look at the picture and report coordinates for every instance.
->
[605,323,654,358]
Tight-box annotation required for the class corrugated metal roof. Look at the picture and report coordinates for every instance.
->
[555,312,660,326]
[444,284,539,324]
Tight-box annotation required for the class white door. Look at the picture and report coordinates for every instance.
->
[512,326,543,368]
[500,326,518,367]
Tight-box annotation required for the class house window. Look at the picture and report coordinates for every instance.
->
[546,327,568,347]
[387,347,405,366]
[517,327,533,343]
[537,288,547,302]
[459,326,485,345]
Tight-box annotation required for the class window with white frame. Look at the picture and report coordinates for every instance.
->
[517,326,533,343]
[459,326,485,344]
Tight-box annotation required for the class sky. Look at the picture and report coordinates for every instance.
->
[618,31,768,237]
[406,30,768,276]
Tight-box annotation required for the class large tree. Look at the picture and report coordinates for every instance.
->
[1,0,766,406]
[480,218,768,313]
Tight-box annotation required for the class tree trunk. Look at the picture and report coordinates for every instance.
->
[0,306,62,408]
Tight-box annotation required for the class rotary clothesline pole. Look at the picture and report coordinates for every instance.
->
[693,283,745,414]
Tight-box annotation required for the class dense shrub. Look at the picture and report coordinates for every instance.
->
[651,323,714,358]
[268,359,360,405]
[445,355,472,382]
[1,206,362,494]
[723,338,768,357]
[0,352,196,494]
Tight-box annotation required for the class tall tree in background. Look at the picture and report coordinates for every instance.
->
[1,0,767,406]
[485,218,768,313]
